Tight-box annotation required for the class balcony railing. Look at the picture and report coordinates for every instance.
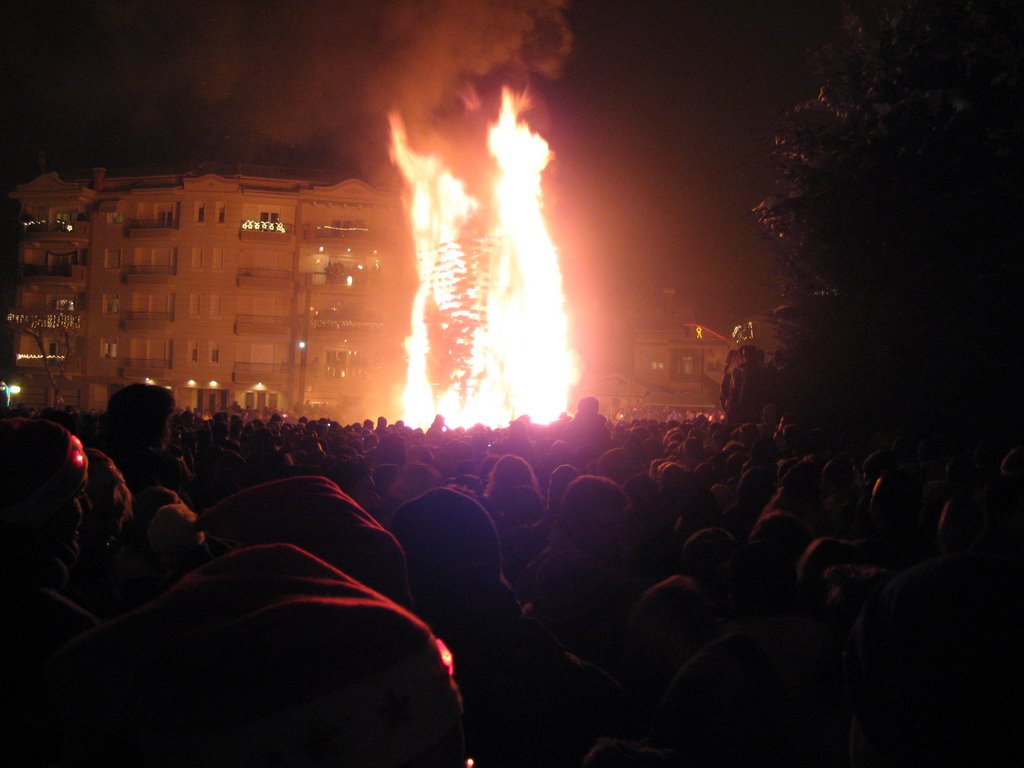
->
[306,224,371,240]
[310,317,384,332]
[239,221,292,241]
[126,219,178,238]
[237,314,291,327]
[121,357,170,370]
[20,263,89,282]
[126,264,176,276]
[235,314,292,335]
[22,263,72,277]
[238,268,291,281]
[22,220,86,234]
[7,310,82,331]
[233,362,293,379]
[123,311,174,322]
[129,218,178,229]
[124,264,176,286]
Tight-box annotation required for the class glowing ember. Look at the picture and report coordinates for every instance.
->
[390,90,575,428]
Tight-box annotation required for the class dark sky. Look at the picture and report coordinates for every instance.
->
[2,0,878,355]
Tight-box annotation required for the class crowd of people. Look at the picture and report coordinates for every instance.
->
[2,382,1022,767]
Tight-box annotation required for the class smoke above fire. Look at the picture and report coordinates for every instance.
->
[10,0,572,179]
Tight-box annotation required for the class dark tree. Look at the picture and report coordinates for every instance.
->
[755,0,1024,444]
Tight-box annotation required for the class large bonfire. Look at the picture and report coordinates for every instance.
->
[390,89,576,428]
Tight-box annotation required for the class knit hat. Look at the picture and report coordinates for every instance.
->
[46,543,464,767]
[0,417,88,528]
[198,475,412,607]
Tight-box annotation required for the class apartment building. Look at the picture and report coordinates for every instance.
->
[8,164,412,420]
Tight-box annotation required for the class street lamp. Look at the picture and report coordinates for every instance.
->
[297,340,308,413]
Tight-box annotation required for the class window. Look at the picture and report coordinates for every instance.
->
[104,248,122,269]
[210,247,223,270]
[259,211,281,224]
[155,203,175,227]
[188,294,201,318]
[191,248,204,270]
[670,350,698,380]
[188,340,199,364]
[55,211,76,231]
[209,341,220,364]
[209,294,222,319]
[54,298,76,311]
[102,339,118,359]
[325,348,358,379]
[217,202,226,224]
[195,202,206,223]
[103,293,120,314]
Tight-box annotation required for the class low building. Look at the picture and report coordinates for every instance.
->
[572,291,731,422]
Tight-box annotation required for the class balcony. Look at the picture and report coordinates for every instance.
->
[124,264,176,285]
[20,263,88,287]
[304,223,372,243]
[309,316,384,337]
[238,220,294,243]
[237,267,293,291]
[7,309,82,332]
[120,357,172,378]
[235,314,292,336]
[126,218,178,238]
[309,267,379,295]
[233,361,293,384]
[121,311,174,331]
[21,220,90,241]
[15,354,83,374]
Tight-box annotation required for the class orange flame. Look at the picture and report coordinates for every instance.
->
[391,90,576,427]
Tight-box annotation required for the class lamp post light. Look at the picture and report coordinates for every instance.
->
[297,340,308,413]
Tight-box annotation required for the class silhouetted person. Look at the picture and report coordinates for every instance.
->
[565,397,611,469]
[727,345,772,426]
[845,553,1024,767]
[103,384,190,497]
[391,487,626,767]
[0,418,98,766]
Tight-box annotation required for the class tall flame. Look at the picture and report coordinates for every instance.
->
[390,89,575,428]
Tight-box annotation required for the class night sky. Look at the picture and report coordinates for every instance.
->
[2,0,881,364]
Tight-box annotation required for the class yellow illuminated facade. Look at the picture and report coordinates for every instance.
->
[8,165,411,418]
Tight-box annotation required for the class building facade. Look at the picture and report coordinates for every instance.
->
[571,291,732,422]
[8,165,412,420]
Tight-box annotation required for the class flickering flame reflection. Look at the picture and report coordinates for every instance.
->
[391,90,576,428]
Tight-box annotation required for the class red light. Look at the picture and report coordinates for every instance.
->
[435,637,454,678]
[72,451,85,467]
